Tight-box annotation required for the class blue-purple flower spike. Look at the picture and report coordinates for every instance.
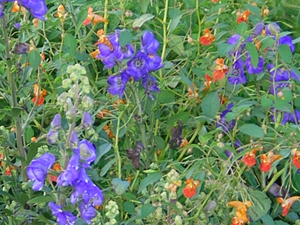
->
[49,202,77,225]
[82,111,93,129]
[51,114,61,131]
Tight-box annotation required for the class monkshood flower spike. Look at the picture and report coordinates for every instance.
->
[0,0,47,20]
[49,202,77,225]
[27,153,55,191]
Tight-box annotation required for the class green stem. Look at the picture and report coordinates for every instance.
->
[1,17,28,181]
[262,168,284,193]
[104,0,109,34]
[196,0,201,58]
[130,170,140,191]
[160,0,169,63]
[115,111,124,179]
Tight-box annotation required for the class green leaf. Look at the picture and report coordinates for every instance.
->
[119,30,133,47]
[248,189,271,221]
[26,142,44,165]
[111,178,130,195]
[123,192,139,201]
[140,0,149,13]
[132,13,154,28]
[95,143,112,164]
[260,36,275,51]
[10,107,23,117]
[63,33,77,56]
[292,36,300,44]
[100,158,117,176]
[169,13,183,33]
[261,96,273,109]
[158,90,175,104]
[236,22,248,35]
[274,89,293,111]
[28,50,41,70]
[274,221,290,225]
[138,172,162,193]
[239,124,264,138]
[261,214,275,225]
[123,201,135,215]
[141,204,156,218]
[245,42,259,68]
[168,35,184,55]
[167,111,190,125]
[201,91,220,120]
[28,195,54,204]
[278,44,292,63]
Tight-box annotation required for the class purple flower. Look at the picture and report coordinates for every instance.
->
[228,59,246,85]
[14,23,21,29]
[77,140,96,165]
[141,31,160,54]
[82,111,93,129]
[272,108,300,125]
[227,34,241,45]
[49,202,77,225]
[50,114,61,131]
[225,140,243,158]
[142,75,160,100]
[114,43,134,61]
[27,153,55,191]
[79,203,97,224]
[266,22,281,36]
[253,22,264,36]
[57,153,80,186]
[47,129,58,145]
[279,36,295,53]
[246,55,264,74]
[146,54,164,72]
[70,131,79,149]
[0,3,4,18]
[107,72,129,98]
[217,103,235,132]
[126,51,148,81]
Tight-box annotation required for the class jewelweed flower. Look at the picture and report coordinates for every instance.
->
[57,153,80,186]
[82,111,93,129]
[126,51,148,81]
[260,152,282,172]
[242,149,257,168]
[183,178,200,198]
[277,196,300,216]
[217,103,235,132]
[246,55,264,74]
[141,31,160,54]
[237,10,250,23]
[32,84,47,106]
[292,150,300,169]
[199,28,215,45]
[11,1,25,14]
[107,72,129,98]
[204,74,213,91]
[55,5,66,23]
[228,59,247,85]
[27,153,55,191]
[49,163,62,183]
[186,83,198,99]
[213,58,228,81]
[50,114,61,131]
[49,202,77,225]
[83,7,108,26]
[227,200,252,224]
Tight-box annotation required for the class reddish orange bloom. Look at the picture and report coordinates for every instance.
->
[211,0,218,2]
[260,153,282,172]
[103,124,115,138]
[32,84,47,106]
[94,35,113,51]
[55,5,66,23]
[183,178,200,198]
[204,74,214,91]
[219,95,227,105]
[292,150,300,169]
[97,109,111,119]
[227,200,252,224]
[90,49,100,59]
[237,10,250,23]
[49,163,62,182]
[180,138,189,148]
[11,1,25,15]
[199,29,215,45]
[213,58,228,81]
[83,7,108,26]
[186,83,199,99]
[242,149,257,167]
[278,196,300,216]
[32,18,39,28]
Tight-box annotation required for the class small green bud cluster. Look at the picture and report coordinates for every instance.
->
[104,200,119,225]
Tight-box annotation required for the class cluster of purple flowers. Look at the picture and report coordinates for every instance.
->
[0,0,47,20]
[28,113,103,224]
[96,30,163,99]
[216,103,235,132]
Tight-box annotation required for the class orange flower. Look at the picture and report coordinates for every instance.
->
[260,152,282,172]
[227,200,252,224]
[292,150,300,169]
[277,196,300,216]
[237,10,250,23]
[219,95,227,105]
[186,83,198,99]
[213,58,228,81]
[97,109,111,119]
[83,7,108,26]
[90,49,100,59]
[94,35,113,51]
[183,178,200,198]
[199,29,215,45]
[204,74,214,91]
[103,124,115,138]
[11,1,25,15]
[49,163,62,182]
[55,5,67,23]
[180,138,189,148]
[242,149,257,167]
[32,18,39,28]
[32,84,47,106]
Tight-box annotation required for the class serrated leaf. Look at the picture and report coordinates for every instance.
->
[278,44,292,63]
[201,91,220,120]
[132,14,154,28]
[239,124,264,138]
[119,30,133,47]
[111,178,130,195]
[245,42,259,68]
[138,172,162,193]
[28,50,41,70]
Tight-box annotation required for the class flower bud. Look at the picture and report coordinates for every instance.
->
[70,71,80,82]
[82,84,90,94]
[66,106,77,120]
[82,111,93,129]
[175,215,183,225]
[81,76,89,85]
[57,92,68,105]
[125,10,133,18]
[82,95,94,110]
[62,78,72,89]
[47,129,58,144]
[68,84,77,99]
[266,22,281,36]
[50,114,61,131]
[70,131,79,149]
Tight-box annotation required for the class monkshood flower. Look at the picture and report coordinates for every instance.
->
[217,103,235,132]
[27,153,55,191]
[0,3,4,17]
[281,109,300,125]
[107,71,129,98]
[49,202,77,225]
[70,131,79,149]
[225,139,243,158]
[253,22,265,36]
[0,0,47,20]
[79,203,97,224]
[279,36,295,53]
[50,114,61,131]
[246,55,264,74]
[57,153,80,186]
[114,43,134,61]
[141,31,160,54]
[126,51,148,81]
[266,22,281,36]
[82,111,93,129]
[76,140,96,166]
[142,75,160,100]
[228,59,246,85]
[146,54,164,73]
[47,129,58,145]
